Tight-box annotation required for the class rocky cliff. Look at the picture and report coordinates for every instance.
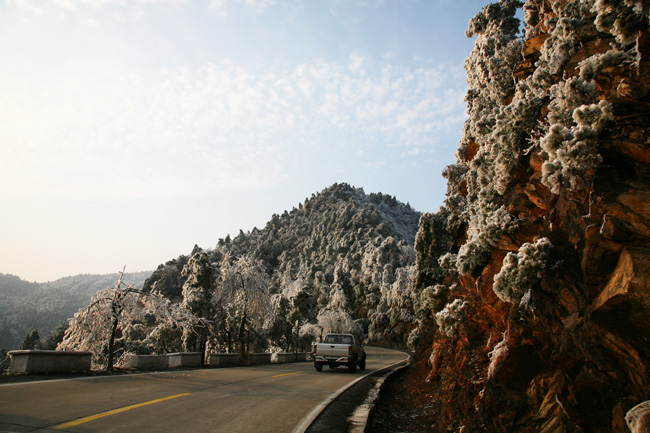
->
[399,0,650,431]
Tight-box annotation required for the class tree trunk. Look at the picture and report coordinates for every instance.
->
[200,338,207,366]
[239,313,247,364]
[107,317,119,372]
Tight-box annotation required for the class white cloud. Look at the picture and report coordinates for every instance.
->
[243,0,277,10]
[0,55,467,202]
[348,52,366,74]
[6,0,44,14]
[130,6,147,21]
[8,0,189,20]
[207,0,227,15]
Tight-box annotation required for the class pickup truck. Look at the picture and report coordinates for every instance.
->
[312,333,366,373]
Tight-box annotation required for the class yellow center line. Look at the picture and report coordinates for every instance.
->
[51,392,191,430]
[272,371,303,378]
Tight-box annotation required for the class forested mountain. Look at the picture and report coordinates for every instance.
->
[144,182,422,347]
[54,183,421,370]
[0,271,150,350]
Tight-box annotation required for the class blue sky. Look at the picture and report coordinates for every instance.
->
[1,0,487,282]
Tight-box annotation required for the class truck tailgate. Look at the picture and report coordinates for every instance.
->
[316,343,348,357]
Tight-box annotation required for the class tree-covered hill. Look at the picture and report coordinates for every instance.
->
[0,271,150,350]
[144,182,422,347]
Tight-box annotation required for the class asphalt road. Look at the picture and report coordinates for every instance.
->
[0,347,407,433]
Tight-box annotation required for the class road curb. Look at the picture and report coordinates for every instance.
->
[292,353,410,433]
[347,360,410,433]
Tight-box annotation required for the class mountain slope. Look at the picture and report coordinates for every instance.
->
[145,182,422,346]
[0,271,150,350]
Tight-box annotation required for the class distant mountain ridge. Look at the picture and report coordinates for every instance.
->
[0,271,151,350]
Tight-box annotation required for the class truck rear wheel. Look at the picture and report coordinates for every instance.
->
[359,357,366,371]
[348,356,357,373]
[315,362,323,372]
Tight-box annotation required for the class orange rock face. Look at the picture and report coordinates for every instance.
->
[404,0,650,432]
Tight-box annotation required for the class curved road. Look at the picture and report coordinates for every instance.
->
[0,347,407,433]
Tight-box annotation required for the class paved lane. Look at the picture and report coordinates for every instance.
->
[0,347,407,433]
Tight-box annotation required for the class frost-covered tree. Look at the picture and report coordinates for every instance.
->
[266,294,293,351]
[414,211,452,288]
[218,255,272,363]
[540,84,613,193]
[267,284,318,351]
[492,237,553,303]
[60,269,198,370]
[592,0,650,45]
[289,288,316,326]
[435,298,469,338]
[19,330,40,350]
[443,0,524,276]
[59,269,148,371]
[523,0,619,194]
[148,322,184,354]
[314,285,363,339]
[267,285,316,352]
[41,324,66,350]
[415,284,449,321]
[180,251,218,363]
[315,309,363,339]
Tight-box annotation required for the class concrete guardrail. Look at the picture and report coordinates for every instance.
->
[8,350,92,374]
[246,353,271,365]
[168,352,202,368]
[123,354,168,370]
[274,352,297,363]
[8,349,312,375]
[273,352,311,363]
[208,353,241,367]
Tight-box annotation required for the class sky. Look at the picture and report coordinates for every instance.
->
[1,0,487,283]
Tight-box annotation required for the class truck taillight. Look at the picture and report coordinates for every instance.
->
[312,344,316,354]
[348,346,352,356]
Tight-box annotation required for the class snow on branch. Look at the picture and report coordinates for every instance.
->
[435,298,469,338]
[492,237,552,303]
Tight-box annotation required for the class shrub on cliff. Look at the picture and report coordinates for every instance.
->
[492,237,553,303]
